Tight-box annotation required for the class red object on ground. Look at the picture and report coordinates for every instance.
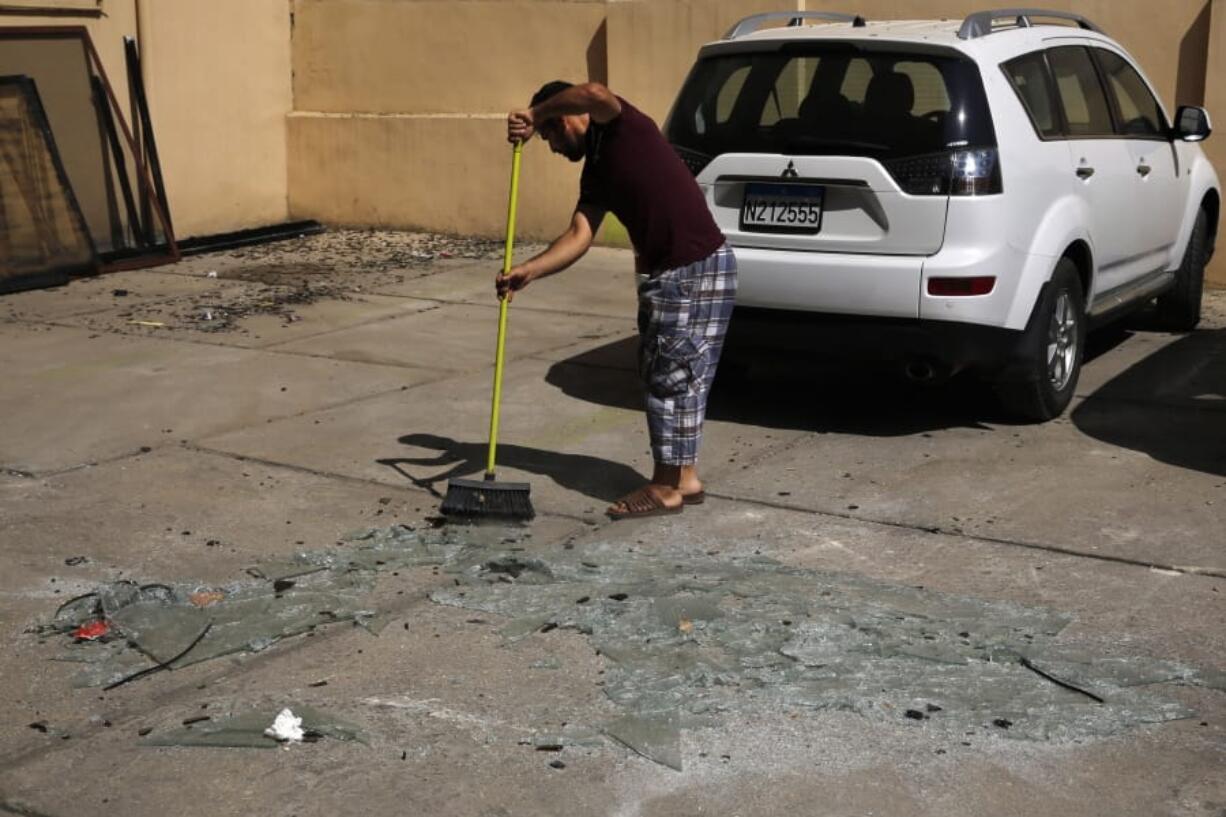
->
[73,619,110,640]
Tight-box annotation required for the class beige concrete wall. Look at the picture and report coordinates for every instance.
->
[287,0,791,237]
[292,0,608,114]
[288,113,589,236]
[606,0,795,124]
[2,0,292,240]
[139,0,292,238]
[288,0,608,236]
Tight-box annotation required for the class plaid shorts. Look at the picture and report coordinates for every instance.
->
[637,243,737,466]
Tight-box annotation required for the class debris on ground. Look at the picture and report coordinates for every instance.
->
[264,708,305,743]
[422,536,1226,769]
[110,229,540,335]
[601,711,682,771]
[142,704,362,749]
[34,522,1226,770]
[217,229,514,274]
[37,524,522,689]
[187,589,226,608]
[71,619,110,641]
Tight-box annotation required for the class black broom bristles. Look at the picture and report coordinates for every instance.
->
[440,477,535,521]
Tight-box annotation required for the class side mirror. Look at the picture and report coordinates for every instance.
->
[1174,106,1212,142]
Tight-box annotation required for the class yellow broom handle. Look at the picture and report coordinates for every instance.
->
[486,142,523,477]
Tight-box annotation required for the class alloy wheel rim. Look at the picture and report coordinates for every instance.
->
[1046,292,1078,391]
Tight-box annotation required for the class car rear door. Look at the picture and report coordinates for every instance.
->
[1047,45,1145,299]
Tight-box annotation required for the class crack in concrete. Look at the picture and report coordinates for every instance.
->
[248,300,448,351]
[708,491,1226,579]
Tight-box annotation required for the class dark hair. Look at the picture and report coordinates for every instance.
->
[531,80,574,109]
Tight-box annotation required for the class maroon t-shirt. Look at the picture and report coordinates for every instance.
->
[578,99,724,274]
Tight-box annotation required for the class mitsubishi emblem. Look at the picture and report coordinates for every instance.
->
[781,160,799,178]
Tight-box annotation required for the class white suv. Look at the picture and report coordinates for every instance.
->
[665,8,1219,420]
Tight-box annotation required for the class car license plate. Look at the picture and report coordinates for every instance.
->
[740,183,823,232]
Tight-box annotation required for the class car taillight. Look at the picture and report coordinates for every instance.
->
[883,147,1002,196]
[673,144,713,177]
[950,148,1001,196]
[928,276,996,296]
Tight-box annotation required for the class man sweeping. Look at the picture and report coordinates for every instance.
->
[500,81,736,520]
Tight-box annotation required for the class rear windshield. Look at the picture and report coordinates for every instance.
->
[666,44,996,162]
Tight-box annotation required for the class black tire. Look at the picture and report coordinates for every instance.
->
[995,259,1086,422]
[1154,209,1207,332]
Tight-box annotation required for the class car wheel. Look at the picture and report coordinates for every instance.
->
[995,259,1086,422]
[1154,209,1207,332]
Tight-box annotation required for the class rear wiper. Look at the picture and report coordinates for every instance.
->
[782,136,891,155]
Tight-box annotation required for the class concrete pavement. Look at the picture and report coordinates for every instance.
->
[0,232,1223,816]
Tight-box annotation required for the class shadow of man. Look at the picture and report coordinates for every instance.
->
[379,433,648,504]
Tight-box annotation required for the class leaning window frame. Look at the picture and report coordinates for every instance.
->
[1086,45,1172,143]
[999,49,1067,141]
[0,25,180,271]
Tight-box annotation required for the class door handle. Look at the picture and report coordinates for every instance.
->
[1075,166,1095,179]
[1136,163,1152,177]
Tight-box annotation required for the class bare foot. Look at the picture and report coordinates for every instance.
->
[678,478,704,498]
[651,464,703,498]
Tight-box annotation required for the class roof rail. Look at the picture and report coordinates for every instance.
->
[957,8,1105,39]
[724,11,867,40]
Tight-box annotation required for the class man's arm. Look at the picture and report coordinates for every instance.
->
[508,83,623,142]
[496,207,600,300]
[533,83,622,125]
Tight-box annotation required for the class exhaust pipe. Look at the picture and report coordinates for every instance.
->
[904,358,937,383]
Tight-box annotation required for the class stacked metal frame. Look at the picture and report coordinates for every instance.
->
[0,26,178,276]
[0,74,97,293]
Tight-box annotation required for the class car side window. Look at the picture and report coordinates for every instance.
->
[1002,51,1062,138]
[1092,48,1166,138]
[1046,46,1113,137]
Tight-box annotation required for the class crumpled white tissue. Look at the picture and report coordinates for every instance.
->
[264,708,305,743]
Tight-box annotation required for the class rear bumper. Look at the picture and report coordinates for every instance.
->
[725,306,1029,377]
[730,245,924,318]
[729,232,1034,330]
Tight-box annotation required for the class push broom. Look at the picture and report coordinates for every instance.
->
[440,142,535,521]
